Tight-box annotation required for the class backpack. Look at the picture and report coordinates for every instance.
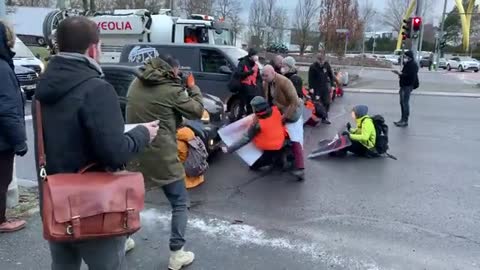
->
[365,115,389,155]
[413,74,419,90]
[184,136,209,177]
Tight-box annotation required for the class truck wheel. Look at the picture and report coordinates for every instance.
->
[447,64,451,71]
[228,98,243,123]
[475,69,479,73]
[459,65,464,72]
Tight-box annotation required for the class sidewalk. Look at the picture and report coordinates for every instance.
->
[0,202,346,270]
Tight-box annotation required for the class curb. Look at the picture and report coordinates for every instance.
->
[344,88,480,98]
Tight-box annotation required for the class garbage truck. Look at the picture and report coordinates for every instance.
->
[43,9,234,63]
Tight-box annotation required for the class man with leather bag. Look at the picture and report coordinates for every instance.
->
[33,17,158,270]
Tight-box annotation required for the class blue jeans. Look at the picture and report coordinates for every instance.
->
[49,236,127,270]
[399,86,413,122]
[162,180,189,251]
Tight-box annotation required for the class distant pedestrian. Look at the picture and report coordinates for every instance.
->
[308,53,338,124]
[0,21,28,233]
[392,50,419,127]
[262,65,305,180]
[34,17,157,270]
[281,56,303,98]
[270,54,284,74]
[126,55,204,270]
[236,48,261,118]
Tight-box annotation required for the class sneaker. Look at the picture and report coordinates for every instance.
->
[168,248,195,270]
[0,219,26,233]
[125,237,135,253]
[291,169,305,181]
[394,121,408,127]
[321,119,331,125]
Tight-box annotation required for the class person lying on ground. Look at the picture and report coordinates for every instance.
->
[222,96,288,171]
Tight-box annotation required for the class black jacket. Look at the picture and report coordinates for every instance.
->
[236,56,259,81]
[308,61,335,94]
[284,71,304,98]
[0,25,26,153]
[399,60,419,87]
[33,54,150,178]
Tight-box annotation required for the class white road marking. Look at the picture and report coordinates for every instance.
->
[140,208,381,269]
[345,88,480,98]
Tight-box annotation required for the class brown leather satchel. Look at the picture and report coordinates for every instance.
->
[35,100,145,241]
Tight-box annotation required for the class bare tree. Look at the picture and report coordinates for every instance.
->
[360,0,377,31]
[248,0,266,46]
[214,0,244,40]
[180,0,214,15]
[381,0,409,32]
[272,7,288,43]
[263,0,277,46]
[294,0,320,55]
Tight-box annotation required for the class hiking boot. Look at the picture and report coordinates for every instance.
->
[125,237,135,253]
[168,248,195,270]
[394,121,408,127]
[291,169,305,181]
[321,119,331,125]
[0,219,26,233]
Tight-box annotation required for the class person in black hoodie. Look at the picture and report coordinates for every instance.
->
[236,48,261,117]
[33,17,158,270]
[308,53,338,124]
[0,21,28,233]
[392,50,419,127]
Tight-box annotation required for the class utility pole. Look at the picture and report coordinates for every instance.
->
[0,0,6,18]
[435,0,448,71]
[411,0,422,64]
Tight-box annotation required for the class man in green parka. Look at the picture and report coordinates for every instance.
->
[126,55,204,270]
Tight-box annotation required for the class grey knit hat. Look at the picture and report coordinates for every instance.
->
[353,105,369,118]
[250,96,269,112]
[282,56,296,69]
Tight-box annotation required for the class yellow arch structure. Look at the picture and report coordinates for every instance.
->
[396,0,477,52]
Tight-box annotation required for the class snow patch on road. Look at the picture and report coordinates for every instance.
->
[141,208,383,270]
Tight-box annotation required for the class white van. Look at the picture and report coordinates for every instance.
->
[13,38,44,74]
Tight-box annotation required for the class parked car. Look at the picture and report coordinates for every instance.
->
[13,37,44,74]
[438,58,447,69]
[267,43,288,54]
[385,55,400,65]
[119,43,256,121]
[419,56,432,68]
[101,64,226,153]
[446,56,479,72]
[15,65,38,99]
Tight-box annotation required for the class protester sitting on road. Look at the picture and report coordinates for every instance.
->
[281,56,303,99]
[262,65,304,180]
[308,53,339,125]
[270,54,284,74]
[126,55,204,270]
[331,105,376,157]
[223,96,288,171]
[0,21,28,233]
[34,17,157,269]
[236,48,261,118]
[177,126,206,189]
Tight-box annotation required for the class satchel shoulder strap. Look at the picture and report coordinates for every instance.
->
[35,100,48,179]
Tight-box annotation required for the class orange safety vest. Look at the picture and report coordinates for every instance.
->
[241,64,258,86]
[253,106,286,151]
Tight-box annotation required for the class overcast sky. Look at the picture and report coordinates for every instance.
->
[240,0,456,31]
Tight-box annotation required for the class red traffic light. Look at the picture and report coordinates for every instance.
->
[412,16,422,31]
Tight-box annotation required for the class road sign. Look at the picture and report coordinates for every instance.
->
[336,29,349,33]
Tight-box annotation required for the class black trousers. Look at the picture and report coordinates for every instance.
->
[313,87,331,117]
[250,150,283,170]
[238,85,256,118]
[399,86,413,122]
[0,150,14,224]
[337,140,370,157]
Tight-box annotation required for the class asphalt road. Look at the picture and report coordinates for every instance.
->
[349,67,480,93]
[7,89,480,269]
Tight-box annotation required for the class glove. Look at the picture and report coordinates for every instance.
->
[346,122,352,130]
[14,142,28,157]
[186,73,195,89]
[341,131,350,137]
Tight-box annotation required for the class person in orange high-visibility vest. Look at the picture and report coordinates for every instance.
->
[235,48,260,117]
[223,96,288,171]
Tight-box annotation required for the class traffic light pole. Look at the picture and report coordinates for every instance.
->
[435,0,448,71]
[411,0,422,64]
